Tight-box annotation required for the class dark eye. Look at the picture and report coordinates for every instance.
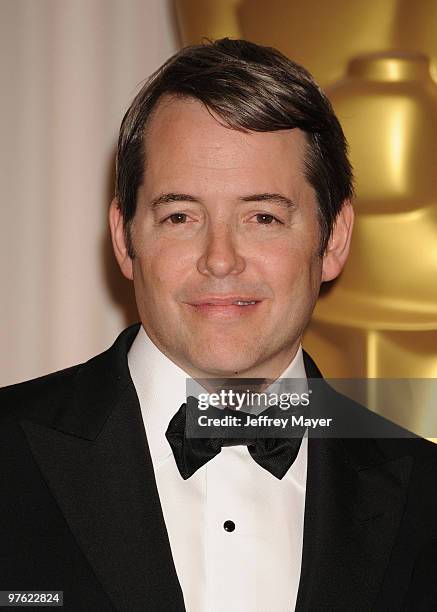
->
[255,214,281,225]
[163,213,188,224]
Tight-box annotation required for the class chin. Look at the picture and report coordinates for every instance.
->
[188,350,258,378]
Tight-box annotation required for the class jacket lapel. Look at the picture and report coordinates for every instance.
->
[295,436,413,610]
[296,352,414,609]
[21,324,186,612]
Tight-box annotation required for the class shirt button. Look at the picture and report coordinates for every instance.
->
[223,520,235,532]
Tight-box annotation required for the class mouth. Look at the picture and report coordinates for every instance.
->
[185,297,263,318]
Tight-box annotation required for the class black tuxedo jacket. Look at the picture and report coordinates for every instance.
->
[1,323,437,611]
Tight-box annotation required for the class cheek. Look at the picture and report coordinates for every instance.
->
[136,242,192,298]
[263,244,304,284]
[266,244,321,303]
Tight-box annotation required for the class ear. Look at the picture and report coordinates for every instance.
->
[109,198,133,280]
[321,200,354,282]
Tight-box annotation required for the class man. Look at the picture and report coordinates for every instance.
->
[1,38,436,611]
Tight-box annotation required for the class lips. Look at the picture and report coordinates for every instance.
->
[185,297,263,318]
[188,297,262,306]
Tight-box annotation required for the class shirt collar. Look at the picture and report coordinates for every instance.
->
[128,325,307,474]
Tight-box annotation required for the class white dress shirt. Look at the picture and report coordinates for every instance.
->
[128,325,308,612]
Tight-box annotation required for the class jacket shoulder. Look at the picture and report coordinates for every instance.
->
[0,324,140,428]
[0,364,82,425]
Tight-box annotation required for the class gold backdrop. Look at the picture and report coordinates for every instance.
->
[174,0,437,438]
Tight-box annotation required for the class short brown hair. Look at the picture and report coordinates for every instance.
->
[115,38,353,257]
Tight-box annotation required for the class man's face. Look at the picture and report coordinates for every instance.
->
[112,96,348,379]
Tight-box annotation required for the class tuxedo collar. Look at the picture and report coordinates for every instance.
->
[20,323,415,610]
[127,325,188,467]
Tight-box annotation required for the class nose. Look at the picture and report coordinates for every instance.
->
[196,221,246,278]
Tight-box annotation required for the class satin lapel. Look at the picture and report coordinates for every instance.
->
[20,325,185,612]
[296,352,414,609]
[295,436,413,610]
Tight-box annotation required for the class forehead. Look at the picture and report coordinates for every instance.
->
[143,96,309,191]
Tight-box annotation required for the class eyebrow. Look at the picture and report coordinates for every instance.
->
[150,193,198,210]
[240,193,297,210]
[149,192,297,210]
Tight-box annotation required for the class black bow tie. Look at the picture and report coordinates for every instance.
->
[165,399,304,480]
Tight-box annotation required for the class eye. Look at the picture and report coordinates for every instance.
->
[161,213,189,224]
[253,213,283,225]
